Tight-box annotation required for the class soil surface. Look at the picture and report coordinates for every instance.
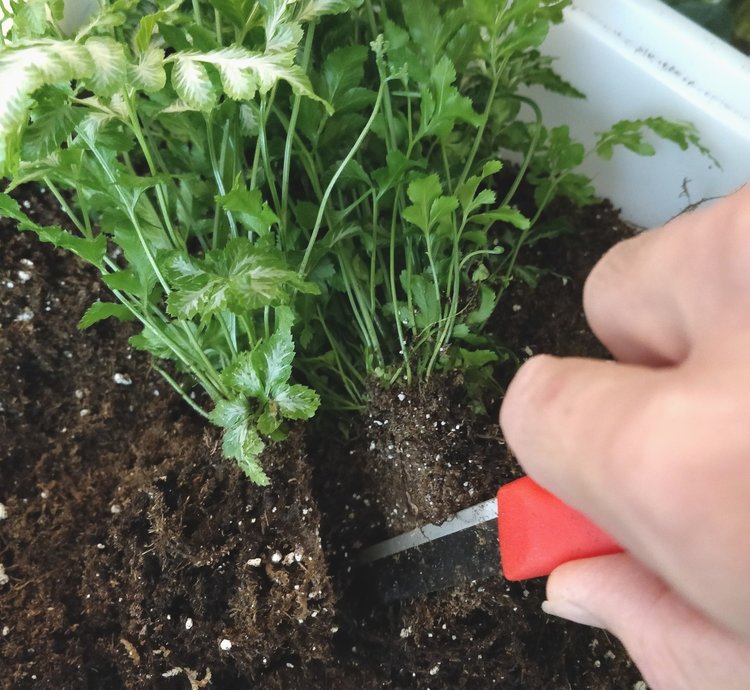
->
[1,186,644,688]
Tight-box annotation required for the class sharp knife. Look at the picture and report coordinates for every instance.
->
[357,477,623,603]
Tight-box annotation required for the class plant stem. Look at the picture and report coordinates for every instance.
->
[281,22,316,233]
[387,190,411,382]
[206,114,238,241]
[299,78,386,277]
[458,73,501,189]
[500,95,544,207]
[126,96,182,249]
[153,364,211,419]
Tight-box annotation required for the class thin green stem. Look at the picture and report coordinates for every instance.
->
[126,96,182,249]
[191,0,202,25]
[153,364,211,419]
[457,73,501,189]
[44,179,88,237]
[281,22,316,232]
[258,89,282,212]
[206,115,238,242]
[299,78,386,276]
[82,137,171,294]
[500,95,544,207]
[388,190,411,382]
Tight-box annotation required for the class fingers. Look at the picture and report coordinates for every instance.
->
[499,354,669,521]
[543,555,750,690]
[582,228,691,366]
[583,185,750,366]
[500,351,750,639]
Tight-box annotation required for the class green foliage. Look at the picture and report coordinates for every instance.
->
[0,0,713,482]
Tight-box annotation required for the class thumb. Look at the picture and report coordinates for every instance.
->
[542,554,750,690]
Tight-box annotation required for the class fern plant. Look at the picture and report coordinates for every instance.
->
[0,0,366,483]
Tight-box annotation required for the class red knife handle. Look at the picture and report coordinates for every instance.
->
[497,477,623,581]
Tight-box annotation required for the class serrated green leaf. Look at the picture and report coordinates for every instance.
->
[0,40,94,174]
[456,160,502,213]
[237,456,271,486]
[471,263,489,282]
[36,226,108,266]
[223,352,265,399]
[209,397,251,428]
[514,264,543,288]
[465,284,496,326]
[372,150,422,197]
[222,420,269,485]
[419,56,481,139]
[458,348,498,369]
[78,301,134,330]
[172,55,216,111]
[102,269,143,293]
[319,45,368,108]
[85,37,128,97]
[274,383,320,419]
[131,47,167,92]
[239,103,260,136]
[10,0,49,37]
[128,322,186,362]
[211,402,270,485]
[260,330,295,396]
[22,103,84,161]
[472,207,530,230]
[404,272,441,330]
[165,239,319,320]
[172,47,331,111]
[0,192,107,266]
[405,174,442,229]
[266,20,304,54]
[218,184,280,236]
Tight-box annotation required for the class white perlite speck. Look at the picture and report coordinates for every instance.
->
[110,504,122,514]
[14,308,34,322]
[429,664,440,676]
[2,626,9,636]
[17,270,31,283]
[246,557,262,567]
[0,564,9,586]
[185,618,193,630]
[271,551,282,564]
[113,373,132,386]
[219,639,232,651]
[0,503,7,520]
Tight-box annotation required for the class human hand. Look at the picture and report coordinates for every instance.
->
[499,186,750,689]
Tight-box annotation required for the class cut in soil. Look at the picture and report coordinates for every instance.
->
[1,186,644,688]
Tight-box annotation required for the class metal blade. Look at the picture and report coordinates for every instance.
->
[357,498,499,603]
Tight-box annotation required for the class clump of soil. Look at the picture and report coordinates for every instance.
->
[312,199,645,688]
[0,187,338,688]
[2,186,645,688]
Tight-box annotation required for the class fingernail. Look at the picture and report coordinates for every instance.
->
[542,599,604,628]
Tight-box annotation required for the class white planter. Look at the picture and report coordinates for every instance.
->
[528,0,750,228]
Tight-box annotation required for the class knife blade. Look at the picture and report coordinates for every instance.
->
[357,476,623,603]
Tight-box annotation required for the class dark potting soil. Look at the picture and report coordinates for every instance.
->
[0,186,644,689]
